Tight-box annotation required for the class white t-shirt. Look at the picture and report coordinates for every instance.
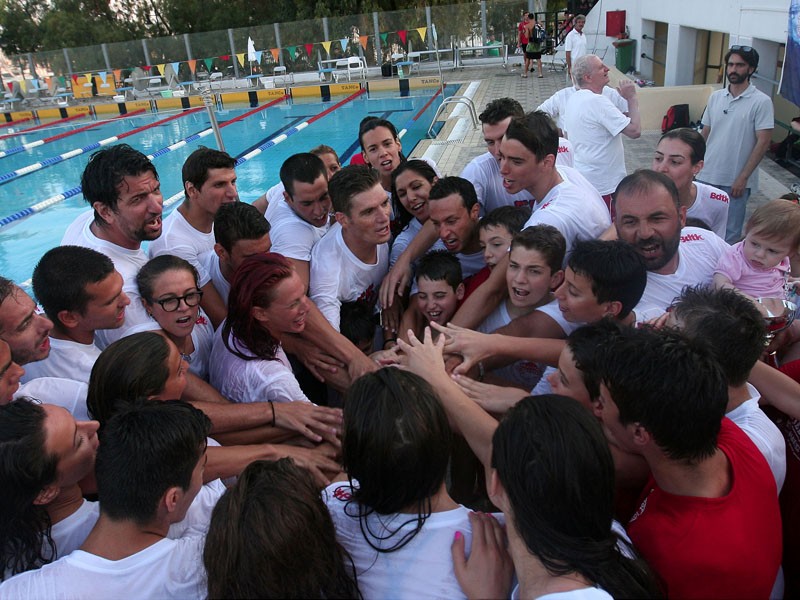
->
[512,586,613,600]
[268,194,330,261]
[61,212,158,349]
[209,328,310,404]
[323,482,475,600]
[564,28,588,63]
[15,378,89,421]
[201,249,230,306]
[557,137,574,168]
[390,218,447,268]
[309,223,389,331]
[460,151,535,214]
[147,208,214,287]
[49,500,100,562]
[687,182,730,239]
[523,166,611,264]
[634,227,729,318]
[21,337,101,384]
[538,86,629,137]
[264,181,287,222]
[0,536,207,599]
[187,309,215,381]
[727,384,786,492]
[564,89,631,195]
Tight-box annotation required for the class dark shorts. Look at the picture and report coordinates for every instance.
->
[525,51,542,59]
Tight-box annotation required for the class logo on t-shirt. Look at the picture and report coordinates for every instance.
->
[332,485,353,502]
[195,315,208,326]
[680,233,705,243]
[709,192,730,203]
[357,283,379,308]
[628,490,652,524]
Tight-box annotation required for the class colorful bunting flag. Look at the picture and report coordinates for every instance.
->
[143,65,152,71]
[113,69,122,83]
[236,53,245,67]
[156,64,165,76]
[360,35,369,49]
[98,71,107,84]
[416,27,427,42]
[255,51,263,63]
[338,38,347,52]
[220,54,230,61]
[287,45,297,58]
[270,48,279,62]
[380,32,388,44]
[305,43,314,57]
[321,41,332,54]
[203,58,214,71]
[84,73,93,84]
[170,62,180,75]
[398,30,407,45]
[187,59,196,74]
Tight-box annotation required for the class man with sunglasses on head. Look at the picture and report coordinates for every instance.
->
[700,45,774,244]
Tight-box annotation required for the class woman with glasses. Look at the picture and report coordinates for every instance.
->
[209,253,313,405]
[137,255,214,380]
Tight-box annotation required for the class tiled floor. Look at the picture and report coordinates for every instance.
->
[408,57,794,218]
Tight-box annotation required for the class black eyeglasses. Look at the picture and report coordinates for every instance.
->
[730,45,753,53]
[155,291,203,312]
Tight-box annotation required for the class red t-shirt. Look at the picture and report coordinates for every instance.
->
[627,418,781,600]
[518,21,528,45]
[460,265,491,305]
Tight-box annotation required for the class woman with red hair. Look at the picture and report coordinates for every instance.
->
[209,253,312,404]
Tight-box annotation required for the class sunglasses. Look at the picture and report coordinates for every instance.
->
[730,45,754,54]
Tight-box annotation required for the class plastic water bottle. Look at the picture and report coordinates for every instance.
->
[398,64,405,78]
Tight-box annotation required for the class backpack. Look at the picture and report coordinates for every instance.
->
[662,104,690,133]
[534,25,546,44]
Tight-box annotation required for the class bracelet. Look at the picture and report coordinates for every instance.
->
[383,337,397,348]
[268,401,275,427]
[478,361,485,382]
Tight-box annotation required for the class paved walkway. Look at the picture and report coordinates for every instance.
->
[407,57,794,220]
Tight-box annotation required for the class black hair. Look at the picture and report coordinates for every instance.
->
[511,225,566,274]
[416,250,463,291]
[567,240,647,319]
[340,301,377,349]
[492,395,661,598]
[600,326,728,462]
[725,46,759,70]
[358,117,400,152]
[280,153,328,197]
[0,398,58,580]
[32,245,115,324]
[479,98,525,125]
[504,111,559,161]
[479,205,531,234]
[613,169,680,210]
[213,202,271,252]
[566,320,624,402]
[86,332,172,427]
[329,165,383,215]
[342,368,452,552]
[390,159,438,232]
[671,285,766,386]
[182,146,236,192]
[96,399,209,525]
[80,144,158,214]
[428,176,478,211]
[658,127,706,164]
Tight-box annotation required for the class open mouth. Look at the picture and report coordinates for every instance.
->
[176,315,193,325]
[145,215,162,232]
[380,159,394,170]
[511,287,530,299]
[410,201,425,213]
[427,310,443,322]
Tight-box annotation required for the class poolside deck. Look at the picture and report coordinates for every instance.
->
[413,58,794,220]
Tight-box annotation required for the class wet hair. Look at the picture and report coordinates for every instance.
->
[671,285,766,386]
[613,169,680,210]
[136,255,199,304]
[182,146,236,192]
[223,252,292,361]
[204,458,361,599]
[567,240,647,319]
[340,301,376,350]
[566,320,624,402]
[80,144,158,214]
[428,176,478,211]
[479,98,525,125]
[342,368,452,552]
[391,159,438,231]
[511,225,566,274]
[492,394,660,598]
[685,217,712,231]
[32,245,115,325]
[658,127,706,164]
[86,332,171,427]
[310,144,340,162]
[744,199,800,252]
[725,46,759,70]
[214,202,271,253]
[600,326,728,462]
[96,399,209,526]
[504,111,559,161]
[358,116,400,152]
[479,205,531,234]
[416,250,463,291]
[328,165,383,215]
[280,153,328,197]
[0,277,15,306]
[0,398,58,580]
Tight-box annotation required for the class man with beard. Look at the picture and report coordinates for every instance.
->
[613,170,728,319]
[700,46,774,243]
[62,144,162,348]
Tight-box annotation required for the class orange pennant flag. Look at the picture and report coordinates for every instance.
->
[270,48,279,62]
[113,69,122,83]
[359,35,369,50]
[187,59,196,74]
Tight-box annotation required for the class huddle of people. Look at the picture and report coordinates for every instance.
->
[0,44,793,600]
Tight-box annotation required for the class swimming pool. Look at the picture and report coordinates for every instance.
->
[0,85,456,285]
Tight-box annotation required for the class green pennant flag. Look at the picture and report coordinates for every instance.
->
[380,32,389,44]
[204,58,214,71]
[287,45,297,58]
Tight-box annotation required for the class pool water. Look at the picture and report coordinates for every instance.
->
[0,85,455,285]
